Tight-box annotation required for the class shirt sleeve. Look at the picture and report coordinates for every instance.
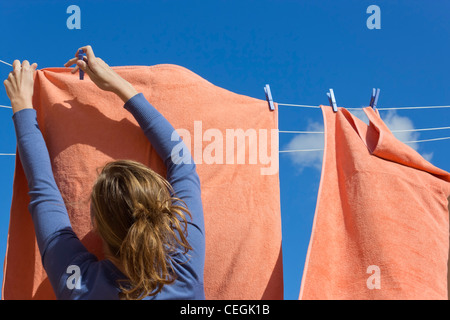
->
[123,93,205,279]
[13,108,94,297]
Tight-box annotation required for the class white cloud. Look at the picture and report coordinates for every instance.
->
[284,121,324,173]
[369,110,433,162]
[349,109,370,125]
[422,152,434,162]
[381,110,420,151]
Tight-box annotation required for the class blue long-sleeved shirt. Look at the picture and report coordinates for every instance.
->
[12,93,205,300]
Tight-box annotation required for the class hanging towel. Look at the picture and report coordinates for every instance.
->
[2,65,283,300]
[300,106,450,300]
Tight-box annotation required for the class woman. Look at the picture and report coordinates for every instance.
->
[3,46,205,300]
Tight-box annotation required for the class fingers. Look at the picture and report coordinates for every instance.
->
[7,60,37,84]
[11,60,37,72]
[76,59,94,78]
[71,65,79,74]
[65,55,89,75]
[3,60,36,105]
[77,45,95,61]
[65,56,88,67]
[13,60,21,71]
[4,77,11,89]
[76,60,89,72]
[64,57,78,67]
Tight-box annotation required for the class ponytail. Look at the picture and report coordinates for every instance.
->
[90,160,192,300]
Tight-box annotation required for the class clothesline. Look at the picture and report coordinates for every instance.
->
[2,59,449,154]
[276,103,450,152]
[279,148,324,153]
[2,135,450,156]
[2,102,449,134]
[277,103,450,111]
[1,104,450,154]
[279,126,450,134]
[2,58,449,112]
[1,59,450,111]
[0,59,12,67]
[3,103,450,112]
[279,136,450,153]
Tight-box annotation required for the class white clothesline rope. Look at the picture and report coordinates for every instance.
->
[0,59,13,67]
[279,148,324,153]
[377,106,450,111]
[2,136,450,156]
[279,130,324,134]
[277,102,450,111]
[2,58,449,154]
[4,103,450,112]
[2,102,450,134]
[279,126,450,134]
[279,136,450,153]
[392,126,450,133]
[277,103,320,109]
[2,56,449,112]
[2,58,450,112]
[403,136,450,143]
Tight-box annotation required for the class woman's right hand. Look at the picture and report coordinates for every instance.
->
[64,45,138,102]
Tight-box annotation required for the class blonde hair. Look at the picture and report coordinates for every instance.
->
[90,159,192,300]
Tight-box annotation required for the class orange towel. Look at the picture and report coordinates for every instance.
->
[300,106,450,300]
[2,65,283,300]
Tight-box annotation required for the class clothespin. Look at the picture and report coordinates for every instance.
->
[264,84,275,111]
[78,49,85,80]
[369,88,380,109]
[327,88,338,112]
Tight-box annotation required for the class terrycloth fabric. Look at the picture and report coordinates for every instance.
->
[300,106,450,300]
[2,65,282,300]
[9,94,205,300]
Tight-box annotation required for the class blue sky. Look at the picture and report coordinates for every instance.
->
[1,0,449,300]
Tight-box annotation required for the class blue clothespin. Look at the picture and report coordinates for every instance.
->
[327,88,338,112]
[78,49,85,80]
[369,88,380,109]
[264,84,275,111]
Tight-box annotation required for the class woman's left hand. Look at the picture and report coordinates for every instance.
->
[3,60,38,114]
